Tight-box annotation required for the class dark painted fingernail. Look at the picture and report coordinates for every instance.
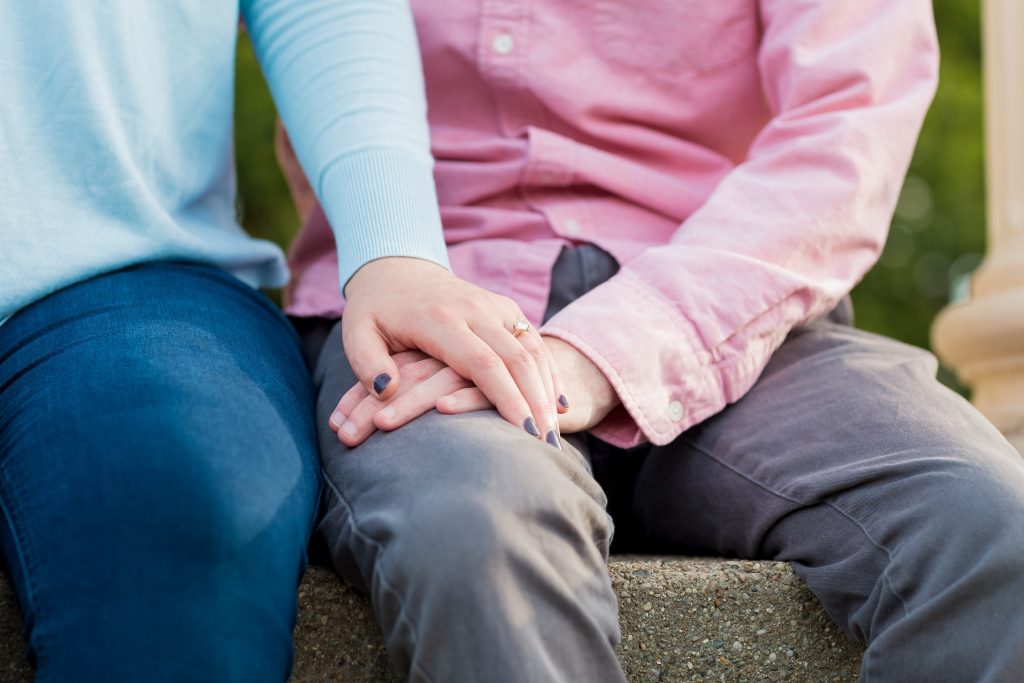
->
[558,394,569,409]
[373,373,392,395]
[546,431,561,450]
[523,417,540,437]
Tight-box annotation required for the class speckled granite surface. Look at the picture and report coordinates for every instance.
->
[1,559,862,682]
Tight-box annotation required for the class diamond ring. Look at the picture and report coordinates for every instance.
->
[511,318,531,338]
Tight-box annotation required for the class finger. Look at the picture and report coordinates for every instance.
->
[437,387,492,414]
[330,383,368,433]
[392,349,432,368]
[335,354,446,445]
[472,321,560,447]
[519,332,563,439]
[395,355,447,386]
[431,326,541,439]
[336,393,386,448]
[536,338,569,414]
[516,330,562,424]
[541,344,569,415]
[331,348,432,431]
[374,367,471,432]
[342,318,401,400]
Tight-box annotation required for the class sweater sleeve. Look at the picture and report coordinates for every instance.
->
[241,0,449,292]
[540,0,939,447]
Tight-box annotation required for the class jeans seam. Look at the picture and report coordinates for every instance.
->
[0,466,47,664]
[679,434,912,618]
[321,472,437,683]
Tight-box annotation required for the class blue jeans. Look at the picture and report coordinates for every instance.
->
[0,262,321,682]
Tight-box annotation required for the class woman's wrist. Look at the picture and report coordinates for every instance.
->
[344,255,451,300]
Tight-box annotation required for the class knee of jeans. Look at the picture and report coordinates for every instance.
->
[93,423,317,566]
[68,357,318,563]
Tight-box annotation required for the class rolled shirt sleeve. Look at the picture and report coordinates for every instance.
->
[540,0,940,447]
[242,0,450,292]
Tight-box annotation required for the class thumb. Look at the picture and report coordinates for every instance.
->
[342,320,401,400]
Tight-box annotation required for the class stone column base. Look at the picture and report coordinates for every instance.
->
[933,247,1024,456]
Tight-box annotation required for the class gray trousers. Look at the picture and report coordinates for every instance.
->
[309,246,1024,682]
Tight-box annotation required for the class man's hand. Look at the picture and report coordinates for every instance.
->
[328,349,471,447]
[341,257,564,442]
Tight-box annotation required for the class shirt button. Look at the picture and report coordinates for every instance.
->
[668,400,685,422]
[563,218,582,236]
[492,33,515,55]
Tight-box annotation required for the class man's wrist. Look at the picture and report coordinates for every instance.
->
[542,335,620,428]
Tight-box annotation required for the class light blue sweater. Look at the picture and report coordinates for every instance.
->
[0,0,450,323]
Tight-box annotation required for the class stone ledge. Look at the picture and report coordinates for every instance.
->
[1,559,862,682]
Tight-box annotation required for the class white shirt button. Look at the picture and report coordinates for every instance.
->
[563,218,582,236]
[492,33,515,55]
[668,400,685,422]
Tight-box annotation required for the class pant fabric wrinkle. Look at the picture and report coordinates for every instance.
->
[320,471,434,683]
[305,244,1024,683]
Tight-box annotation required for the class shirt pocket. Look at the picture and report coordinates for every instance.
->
[591,0,759,84]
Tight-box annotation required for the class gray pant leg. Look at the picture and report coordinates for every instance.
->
[312,322,625,683]
[630,320,1024,683]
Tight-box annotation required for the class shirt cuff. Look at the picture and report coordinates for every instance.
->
[540,271,725,448]
[319,148,451,293]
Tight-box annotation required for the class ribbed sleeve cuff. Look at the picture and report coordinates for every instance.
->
[319,148,451,293]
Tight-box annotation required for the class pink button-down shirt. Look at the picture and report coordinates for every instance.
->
[286,0,939,448]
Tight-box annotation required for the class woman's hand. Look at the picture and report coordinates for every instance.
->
[329,336,618,447]
[439,336,620,433]
[341,257,564,442]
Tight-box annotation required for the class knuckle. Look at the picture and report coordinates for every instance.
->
[470,350,503,372]
[506,348,535,369]
[496,294,518,311]
[440,367,471,388]
[404,361,432,383]
[457,294,486,312]
[343,347,377,374]
[394,350,426,366]
[519,335,543,357]
[424,303,457,325]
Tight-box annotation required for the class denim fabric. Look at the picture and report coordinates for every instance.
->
[0,262,321,682]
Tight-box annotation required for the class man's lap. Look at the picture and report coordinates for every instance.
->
[310,311,1024,616]
[629,319,1023,553]
[311,307,1023,549]
[305,243,1024,681]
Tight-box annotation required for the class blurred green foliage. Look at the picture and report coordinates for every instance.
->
[235,0,985,361]
[234,40,296,250]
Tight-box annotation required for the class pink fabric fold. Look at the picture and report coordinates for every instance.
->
[287,0,939,447]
